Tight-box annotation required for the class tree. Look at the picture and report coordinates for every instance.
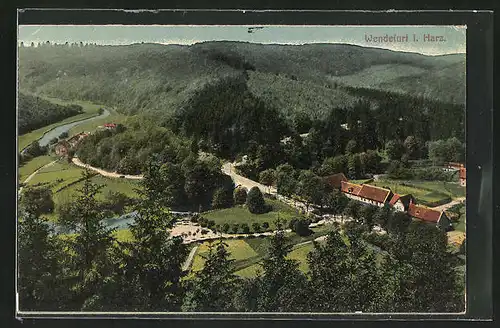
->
[291,217,312,236]
[324,189,349,214]
[262,222,270,230]
[345,139,357,155]
[259,169,276,188]
[404,136,421,159]
[123,157,189,311]
[347,153,362,179]
[233,186,247,205]
[241,223,251,234]
[20,186,54,216]
[246,187,267,214]
[254,218,311,311]
[231,223,240,234]
[385,140,405,161]
[212,187,234,209]
[360,204,377,231]
[18,198,67,311]
[320,155,348,176]
[296,170,331,211]
[308,228,382,312]
[252,222,261,233]
[59,131,69,139]
[182,240,238,311]
[343,199,361,222]
[26,141,47,157]
[58,170,116,308]
[221,223,231,233]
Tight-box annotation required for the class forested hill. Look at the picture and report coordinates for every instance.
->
[19,42,465,123]
[18,92,83,134]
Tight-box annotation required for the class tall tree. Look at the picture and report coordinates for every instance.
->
[18,197,68,311]
[127,156,189,311]
[61,170,116,309]
[254,218,310,312]
[182,240,238,311]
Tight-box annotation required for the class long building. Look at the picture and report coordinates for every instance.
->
[329,173,451,230]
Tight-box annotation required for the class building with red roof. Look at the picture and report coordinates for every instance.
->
[459,167,466,187]
[340,181,393,207]
[408,203,452,230]
[389,193,416,212]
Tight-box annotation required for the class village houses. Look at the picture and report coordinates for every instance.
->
[325,173,452,230]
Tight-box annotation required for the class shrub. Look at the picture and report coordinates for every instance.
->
[231,223,240,234]
[262,222,270,230]
[59,131,69,139]
[241,223,250,234]
[233,186,248,205]
[212,187,234,209]
[246,187,267,214]
[221,223,231,233]
[290,217,312,237]
[252,222,261,233]
[190,215,199,223]
[201,229,209,235]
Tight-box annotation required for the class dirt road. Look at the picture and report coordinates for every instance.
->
[222,162,276,195]
[72,157,144,180]
[431,197,466,212]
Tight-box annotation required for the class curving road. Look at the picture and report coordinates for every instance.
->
[72,157,144,180]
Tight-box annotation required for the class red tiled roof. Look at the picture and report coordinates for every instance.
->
[324,173,348,189]
[341,181,362,195]
[446,162,464,169]
[459,167,466,179]
[408,203,442,223]
[389,193,401,205]
[357,184,392,203]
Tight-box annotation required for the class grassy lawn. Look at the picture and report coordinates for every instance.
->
[451,205,466,232]
[368,179,451,205]
[190,239,258,274]
[18,96,103,151]
[350,179,373,184]
[18,155,56,182]
[235,263,262,278]
[287,243,314,274]
[203,199,303,232]
[27,161,85,192]
[409,180,465,199]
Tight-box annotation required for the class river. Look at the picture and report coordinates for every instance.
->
[45,210,195,235]
[37,109,110,147]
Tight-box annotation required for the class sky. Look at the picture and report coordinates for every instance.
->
[18,25,466,56]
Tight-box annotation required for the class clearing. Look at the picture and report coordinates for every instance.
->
[203,199,304,233]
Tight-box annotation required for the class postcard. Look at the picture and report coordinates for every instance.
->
[17,17,471,317]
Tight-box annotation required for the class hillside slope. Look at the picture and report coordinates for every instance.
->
[19,41,465,123]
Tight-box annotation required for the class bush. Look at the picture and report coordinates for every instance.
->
[190,214,199,223]
[212,187,234,209]
[201,229,209,235]
[290,217,312,237]
[231,223,240,234]
[59,131,69,139]
[221,223,230,233]
[246,187,267,214]
[252,222,261,233]
[241,223,250,234]
[262,222,270,230]
[233,186,248,205]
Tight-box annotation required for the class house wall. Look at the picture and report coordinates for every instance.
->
[394,201,405,212]
[460,178,466,187]
[344,193,384,207]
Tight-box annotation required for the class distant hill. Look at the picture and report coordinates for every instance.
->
[18,92,83,134]
[18,42,465,123]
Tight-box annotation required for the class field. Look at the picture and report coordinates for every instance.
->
[367,179,462,206]
[189,224,333,278]
[190,239,259,274]
[18,155,56,182]
[27,161,85,192]
[203,199,303,232]
[18,95,103,151]
[68,110,130,136]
